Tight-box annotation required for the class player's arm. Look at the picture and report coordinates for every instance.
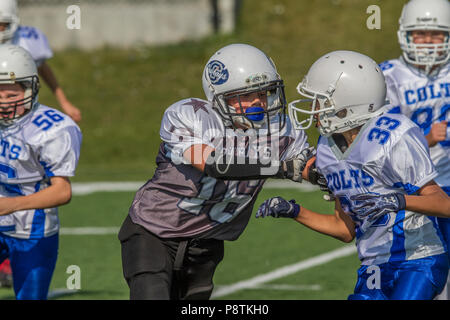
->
[351,181,450,219]
[183,143,313,181]
[404,181,450,217]
[359,125,450,218]
[38,62,81,123]
[295,199,356,243]
[256,196,355,243]
[0,176,72,216]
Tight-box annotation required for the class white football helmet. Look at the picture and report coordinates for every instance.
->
[289,51,387,136]
[398,0,450,71]
[202,43,287,133]
[0,0,19,43]
[0,44,39,126]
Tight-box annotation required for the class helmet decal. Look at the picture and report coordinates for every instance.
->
[206,60,229,85]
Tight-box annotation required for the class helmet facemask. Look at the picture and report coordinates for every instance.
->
[289,79,336,135]
[0,75,40,126]
[213,79,287,135]
[398,28,450,72]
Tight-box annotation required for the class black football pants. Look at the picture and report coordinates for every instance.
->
[118,215,224,300]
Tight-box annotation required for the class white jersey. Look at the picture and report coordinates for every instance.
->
[0,104,82,240]
[381,58,450,188]
[129,98,309,240]
[10,26,53,67]
[316,112,446,265]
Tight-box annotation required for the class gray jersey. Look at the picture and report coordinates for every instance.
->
[129,98,309,240]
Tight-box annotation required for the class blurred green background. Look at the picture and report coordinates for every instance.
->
[36,0,405,182]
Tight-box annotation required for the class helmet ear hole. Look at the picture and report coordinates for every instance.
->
[335,109,347,119]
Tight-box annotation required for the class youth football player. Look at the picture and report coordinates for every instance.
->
[258,50,450,300]
[118,43,322,300]
[0,0,82,285]
[0,44,81,299]
[0,0,81,123]
[380,0,450,299]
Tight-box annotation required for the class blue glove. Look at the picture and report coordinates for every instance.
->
[256,196,301,219]
[350,193,406,221]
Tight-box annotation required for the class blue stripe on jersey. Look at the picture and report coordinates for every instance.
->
[355,227,363,240]
[423,125,431,136]
[30,182,45,238]
[430,216,448,252]
[0,181,24,196]
[390,210,406,262]
[388,106,401,114]
[30,209,46,239]
[0,226,15,232]
[317,135,324,145]
[436,187,450,258]
[39,161,54,178]
[393,182,420,195]
[442,186,450,196]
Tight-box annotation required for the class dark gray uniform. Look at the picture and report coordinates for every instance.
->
[119,98,308,299]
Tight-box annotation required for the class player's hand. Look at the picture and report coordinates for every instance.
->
[350,193,406,221]
[306,163,329,191]
[279,146,315,182]
[60,100,82,123]
[312,169,335,201]
[426,121,447,147]
[302,159,333,200]
[256,196,300,218]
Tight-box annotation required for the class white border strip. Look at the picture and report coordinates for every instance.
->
[71,180,319,196]
[211,245,356,299]
[60,227,120,235]
[71,182,145,195]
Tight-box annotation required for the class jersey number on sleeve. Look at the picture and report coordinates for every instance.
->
[367,116,401,145]
[32,110,64,131]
